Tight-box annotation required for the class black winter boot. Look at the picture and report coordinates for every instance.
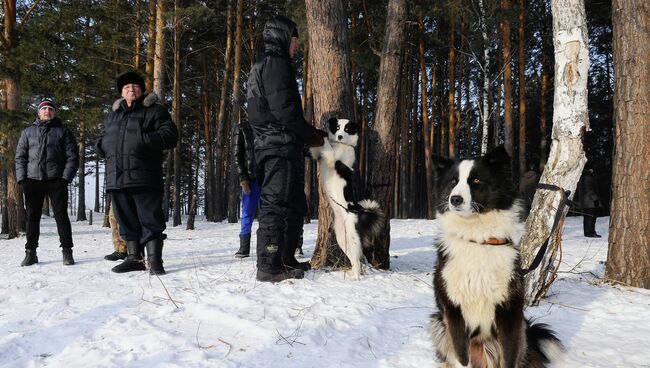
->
[145,238,166,275]
[112,241,146,273]
[104,251,128,261]
[235,233,251,258]
[62,248,75,265]
[256,268,304,283]
[21,249,38,267]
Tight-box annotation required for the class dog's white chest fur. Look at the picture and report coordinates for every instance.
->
[438,208,524,336]
[314,140,355,205]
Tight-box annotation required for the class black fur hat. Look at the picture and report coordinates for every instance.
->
[116,71,145,92]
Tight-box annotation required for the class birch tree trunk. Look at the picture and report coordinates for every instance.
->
[518,0,526,177]
[365,0,407,269]
[479,0,490,155]
[305,0,355,270]
[605,0,650,288]
[520,0,589,305]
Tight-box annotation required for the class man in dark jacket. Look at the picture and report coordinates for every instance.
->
[579,167,602,238]
[15,99,79,266]
[234,121,260,258]
[246,16,325,282]
[96,72,178,274]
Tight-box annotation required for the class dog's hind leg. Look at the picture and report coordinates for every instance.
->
[342,214,363,280]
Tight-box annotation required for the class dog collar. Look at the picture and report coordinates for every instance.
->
[469,238,512,246]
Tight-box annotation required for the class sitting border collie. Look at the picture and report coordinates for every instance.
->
[310,118,384,280]
[431,146,563,367]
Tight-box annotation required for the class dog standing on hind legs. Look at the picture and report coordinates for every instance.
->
[310,118,384,280]
[431,146,564,367]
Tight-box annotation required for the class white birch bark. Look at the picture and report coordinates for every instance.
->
[479,0,490,154]
[520,0,589,305]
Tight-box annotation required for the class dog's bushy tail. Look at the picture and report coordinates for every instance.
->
[350,199,385,249]
[525,320,565,366]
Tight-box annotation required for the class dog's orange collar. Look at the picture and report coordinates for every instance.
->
[470,238,511,246]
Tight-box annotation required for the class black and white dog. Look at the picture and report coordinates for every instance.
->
[310,118,384,280]
[431,146,563,367]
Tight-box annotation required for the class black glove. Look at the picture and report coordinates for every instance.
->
[307,129,328,147]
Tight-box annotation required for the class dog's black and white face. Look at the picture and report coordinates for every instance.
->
[328,118,359,147]
[434,146,518,217]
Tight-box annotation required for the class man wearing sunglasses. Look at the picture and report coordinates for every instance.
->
[15,99,79,266]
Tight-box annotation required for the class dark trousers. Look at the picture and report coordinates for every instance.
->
[583,207,598,235]
[110,188,166,245]
[23,179,73,249]
[256,155,306,273]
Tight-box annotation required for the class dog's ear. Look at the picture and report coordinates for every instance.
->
[482,145,512,174]
[432,155,455,181]
[328,117,338,134]
[344,122,358,135]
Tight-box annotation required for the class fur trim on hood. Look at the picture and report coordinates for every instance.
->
[112,93,158,112]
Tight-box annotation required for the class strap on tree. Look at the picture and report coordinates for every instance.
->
[521,183,573,275]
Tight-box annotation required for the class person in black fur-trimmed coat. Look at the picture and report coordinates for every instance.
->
[15,99,79,267]
[95,71,178,275]
[246,16,327,282]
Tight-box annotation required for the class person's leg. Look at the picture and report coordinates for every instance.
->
[583,208,600,237]
[130,188,166,274]
[23,180,47,250]
[256,156,303,281]
[236,183,258,257]
[284,157,309,270]
[47,180,74,265]
[105,202,127,260]
[21,180,46,266]
[110,190,146,273]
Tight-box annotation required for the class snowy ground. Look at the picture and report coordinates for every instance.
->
[1,215,648,368]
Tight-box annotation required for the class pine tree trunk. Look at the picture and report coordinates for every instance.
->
[448,14,456,159]
[2,1,24,238]
[145,0,157,91]
[77,124,87,221]
[303,44,314,223]
[418,13,434,219]
[520,0,590,305]
[227,0,243,224]
[214,0,233,221]
[605,0,650,288]
[94,156,100,212]
[172,0,182,226]
[152,0,166,99]
[366,0,407,270]
[518,0,526,177]
[501,0,514,156]
[305,0,355,270]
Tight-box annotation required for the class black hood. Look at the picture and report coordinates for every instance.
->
[263,16,297,57]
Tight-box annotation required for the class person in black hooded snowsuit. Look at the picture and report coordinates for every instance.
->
[246,16,326,282]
